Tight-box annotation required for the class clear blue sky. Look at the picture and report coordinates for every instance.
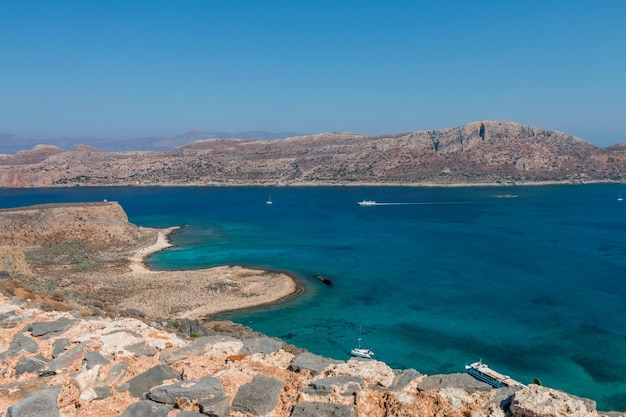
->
[1,1,625,146]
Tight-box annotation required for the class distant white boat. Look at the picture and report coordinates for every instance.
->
[618,195,623,201]
[357,200,376,206]
[266,194,273,205]
[350,325,374,359]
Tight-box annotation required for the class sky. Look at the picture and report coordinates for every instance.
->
[1,1,625,147]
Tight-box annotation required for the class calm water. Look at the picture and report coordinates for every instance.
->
[1,185,625,410]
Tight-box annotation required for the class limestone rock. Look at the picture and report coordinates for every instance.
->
[291,401,355,417]
[74,365,101,402]
[509,384,599,417]
[148,375,224,404]
[15,355,48,375]
[118,400,171,417]
[306,376,366,396]
[388,368,422,390]
[125,341,158,357]
[161,335,241,364]
[197,396,231,417]
[126,365,181,399]
[418,372,494,394]
[4,332,39,357]
[7,386,61,417]
[40,341,87,374]
[29,317,75,337]
[232,374,285,416]
[240,336,283,355]
[288,351,341,375]
[83,350,110,369]
[51,338,70,358]
[328,358,396,388]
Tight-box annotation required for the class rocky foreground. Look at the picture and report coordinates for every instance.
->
[1,293,620,417]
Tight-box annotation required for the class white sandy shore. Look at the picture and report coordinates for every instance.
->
[128,226,177,272]
[116,227,298,319]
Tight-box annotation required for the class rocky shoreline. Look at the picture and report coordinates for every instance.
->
[0,201,298,320]
[1,293,620,417]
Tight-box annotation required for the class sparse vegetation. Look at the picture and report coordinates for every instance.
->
[26,241,97,270]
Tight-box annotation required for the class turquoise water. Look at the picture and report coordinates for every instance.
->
[1,185,625,410]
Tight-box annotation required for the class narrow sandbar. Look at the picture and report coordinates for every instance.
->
[113,227,298,319]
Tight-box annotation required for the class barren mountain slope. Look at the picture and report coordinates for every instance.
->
[1,121,625,187]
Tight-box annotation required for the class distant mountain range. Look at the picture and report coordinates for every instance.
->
[0,130,306,154]
[1,121,625,187]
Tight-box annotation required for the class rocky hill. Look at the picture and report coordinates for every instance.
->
[0,294,618,417]
[0,130,303,154]
[1,121,625,187]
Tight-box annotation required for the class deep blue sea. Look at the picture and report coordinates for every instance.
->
[1,185,625,411]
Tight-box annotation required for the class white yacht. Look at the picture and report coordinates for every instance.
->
[350,325,374,359]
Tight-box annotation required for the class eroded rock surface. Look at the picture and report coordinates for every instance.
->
[0,294,619,417]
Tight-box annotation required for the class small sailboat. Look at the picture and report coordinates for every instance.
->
[350,325,374,359]
[266,194,273,205]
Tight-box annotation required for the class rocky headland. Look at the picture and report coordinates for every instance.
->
[0,202,623,416]
[1,121,626,188]
[0,201,296,319]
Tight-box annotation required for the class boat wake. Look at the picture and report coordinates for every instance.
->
[359,201,478,206]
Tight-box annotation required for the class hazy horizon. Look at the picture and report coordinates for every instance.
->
[2,1,625,147]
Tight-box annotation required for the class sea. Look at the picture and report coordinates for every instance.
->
[1,184,625,411]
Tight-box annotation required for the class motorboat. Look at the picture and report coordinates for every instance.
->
[357,200,376,206]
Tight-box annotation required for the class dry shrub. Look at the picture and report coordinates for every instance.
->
[14,287,41,301]
[50,289,65,302]
[40,300,68,312]
[0,280,16,296]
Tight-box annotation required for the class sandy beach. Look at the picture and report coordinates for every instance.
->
[111,227,299,319]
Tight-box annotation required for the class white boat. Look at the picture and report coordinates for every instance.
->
[465,360,524,388]
[618,195,623,201]
[357,200,376,206]
[351,325,374,359]
[266,194,273,205]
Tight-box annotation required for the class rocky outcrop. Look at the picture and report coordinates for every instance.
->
[0,201,154,251]
[0,295,619,417]
[1,121,625,187]
[0,201,157,282]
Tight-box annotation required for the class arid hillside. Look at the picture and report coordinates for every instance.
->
[1,121,626,187]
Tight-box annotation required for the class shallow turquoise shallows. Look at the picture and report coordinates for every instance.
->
[2,184,625,411]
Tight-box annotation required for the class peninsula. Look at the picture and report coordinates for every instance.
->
[0,201,297,319]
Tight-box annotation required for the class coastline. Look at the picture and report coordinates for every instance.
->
[128,226,178,272]
[118,226,299,319]
[3,178,625,190]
